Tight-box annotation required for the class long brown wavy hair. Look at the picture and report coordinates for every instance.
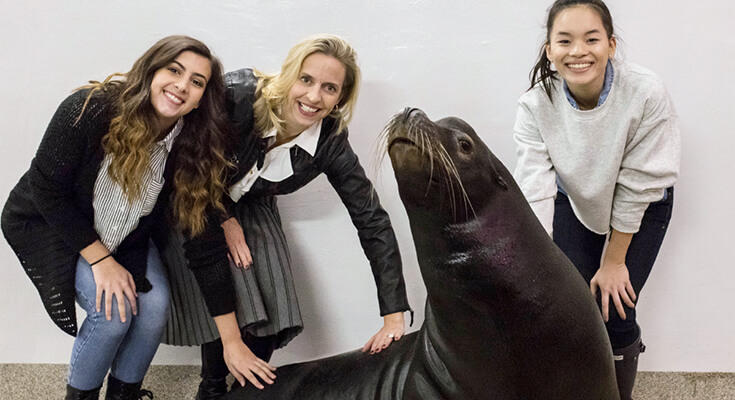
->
[253,34,361,136]
[79,35,231,236]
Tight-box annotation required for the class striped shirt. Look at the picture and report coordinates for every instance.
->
[93,119,183,252]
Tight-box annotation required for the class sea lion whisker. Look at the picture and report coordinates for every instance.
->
[436,148,461,217]
[372,126,390,176]
[372,121,399,199]
[451,173,475,219]
[422,132,438,193]
[433,146,475,219]
[440,151,475,219]
[375,118,396,162]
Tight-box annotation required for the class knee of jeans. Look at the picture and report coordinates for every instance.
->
[89,297,135,339]
[138,287,171,330]
[605,317,639,348]
[150,284,171,314]
[85,291,134,316]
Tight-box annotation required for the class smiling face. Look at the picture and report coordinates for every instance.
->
[545,5,616,107]
[282,52,346,137]
[149,50,212,133]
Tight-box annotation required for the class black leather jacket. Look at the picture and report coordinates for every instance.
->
[223,69,410,316]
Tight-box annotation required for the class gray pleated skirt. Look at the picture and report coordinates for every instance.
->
[159,196,303,348]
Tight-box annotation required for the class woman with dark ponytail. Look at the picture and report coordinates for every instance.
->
[513,1,680,398]
[2,35,232,399]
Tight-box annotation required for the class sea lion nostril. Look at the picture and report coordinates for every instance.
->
[403,107,424,122]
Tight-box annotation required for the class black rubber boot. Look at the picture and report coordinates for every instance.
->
[613,335,646,400]
[105,375,153,400]
[196,378,227,400]
[196,339,230,400]
[65,384,101,400]
[196,377,227,400]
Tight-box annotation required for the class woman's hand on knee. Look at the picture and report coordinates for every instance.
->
[590,260,636,322]
[222,339,276,390]
[91,257,137,322]
[222,217,253,269]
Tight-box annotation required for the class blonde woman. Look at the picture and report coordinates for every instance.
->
[159,34,411,399]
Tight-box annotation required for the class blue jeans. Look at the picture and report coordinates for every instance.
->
[553,187,674,349]
[68,241,170,390]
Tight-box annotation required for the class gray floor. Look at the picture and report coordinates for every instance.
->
[1,364,734,399]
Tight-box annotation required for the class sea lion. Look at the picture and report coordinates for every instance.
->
[222,108,619,399]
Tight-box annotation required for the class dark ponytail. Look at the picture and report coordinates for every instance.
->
[529,43,557,101]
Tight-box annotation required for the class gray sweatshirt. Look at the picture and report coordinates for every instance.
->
[513,61,680,235]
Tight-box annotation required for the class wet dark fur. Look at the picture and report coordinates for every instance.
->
[223,109,618,400]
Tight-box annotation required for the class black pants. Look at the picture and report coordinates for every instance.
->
[552,187,674,349]
[200,331,278,382]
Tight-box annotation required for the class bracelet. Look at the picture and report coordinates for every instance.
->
[89,254,112,266]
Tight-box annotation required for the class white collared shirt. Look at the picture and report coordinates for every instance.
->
[93,118,183,252]
[228,120,322,202]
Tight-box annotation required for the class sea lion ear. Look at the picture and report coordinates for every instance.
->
[496,176,508,190]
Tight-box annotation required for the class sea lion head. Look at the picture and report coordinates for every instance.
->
[381,107,548,308]
[383,107,510,225]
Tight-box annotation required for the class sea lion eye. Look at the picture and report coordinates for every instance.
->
[458,139,473,153]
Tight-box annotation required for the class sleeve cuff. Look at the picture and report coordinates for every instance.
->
[529,197,555,236]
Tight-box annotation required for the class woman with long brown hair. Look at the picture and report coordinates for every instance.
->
[2,35,233,399]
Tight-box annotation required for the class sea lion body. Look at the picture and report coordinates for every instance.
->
[223,109,618,399]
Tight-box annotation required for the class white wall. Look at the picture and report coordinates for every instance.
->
[0,0,732,372]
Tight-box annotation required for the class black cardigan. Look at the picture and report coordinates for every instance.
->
[1,89,235,336]
[223,69,411,316]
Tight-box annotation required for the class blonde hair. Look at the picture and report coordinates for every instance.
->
[253,34,361,135]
